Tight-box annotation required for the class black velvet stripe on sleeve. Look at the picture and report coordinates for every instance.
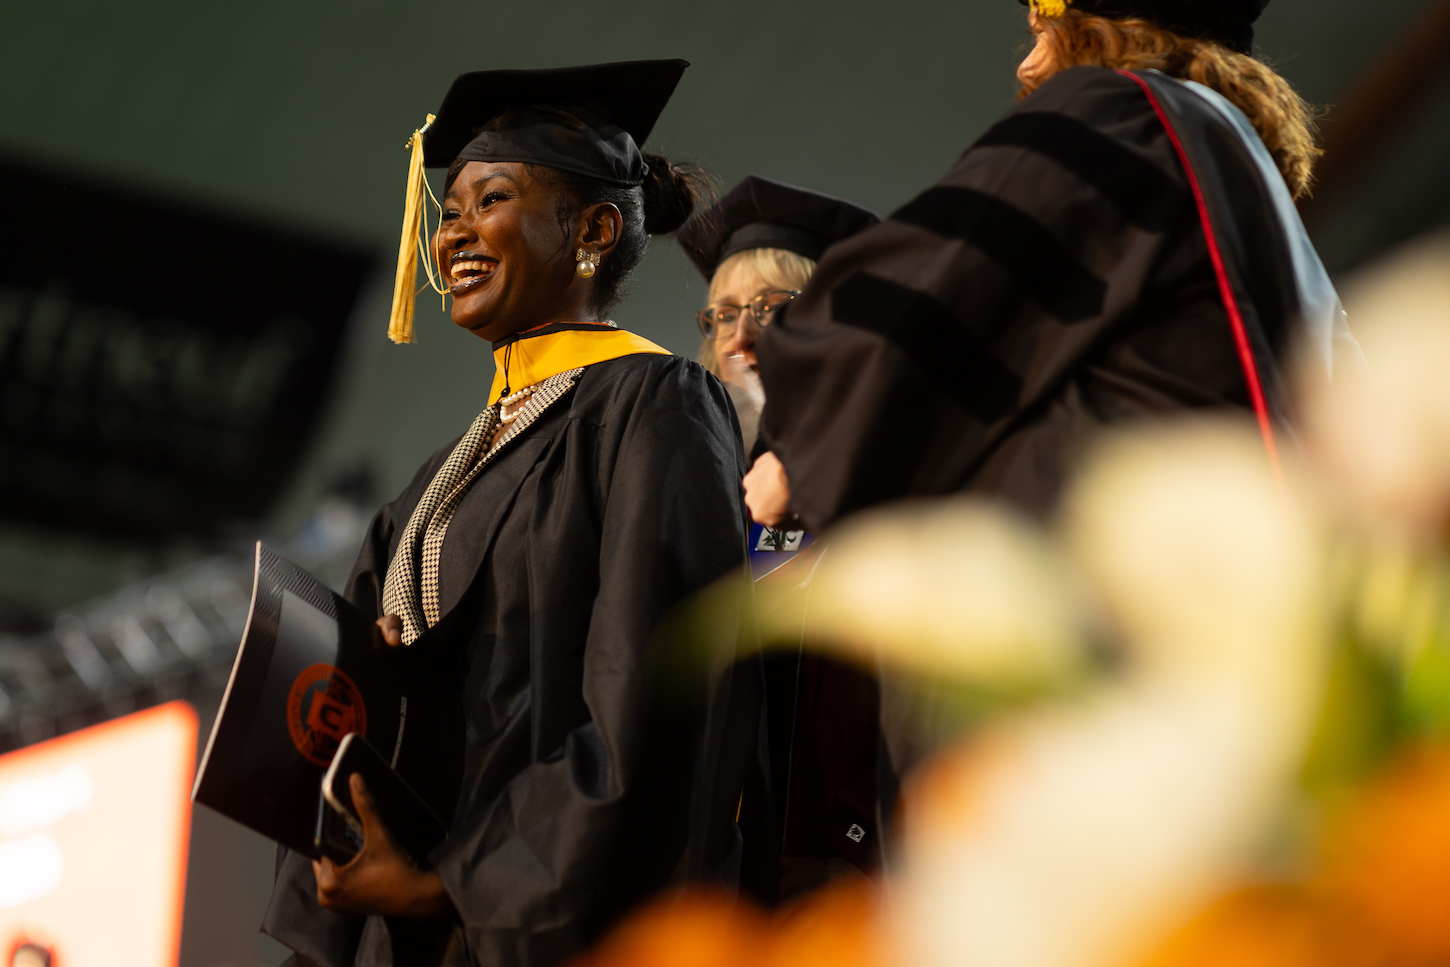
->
[975,112,1188,232]
[891,187,1107,323]
[830,272,1022,421]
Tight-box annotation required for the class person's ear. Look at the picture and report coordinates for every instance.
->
[577,203,623,261]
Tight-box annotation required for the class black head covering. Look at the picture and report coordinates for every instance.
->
[1018,0,1269,54]
[677,175,880,281]
[421,60,688,186]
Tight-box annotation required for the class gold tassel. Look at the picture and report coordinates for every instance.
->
[1034,0,1070,16]
[387,114,436,345]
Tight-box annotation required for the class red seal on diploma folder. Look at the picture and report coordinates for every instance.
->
[286,664,367,766]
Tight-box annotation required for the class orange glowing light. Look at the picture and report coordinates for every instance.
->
[0,702,196,967]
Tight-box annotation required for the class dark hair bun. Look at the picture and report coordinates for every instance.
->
[641,153,713,235]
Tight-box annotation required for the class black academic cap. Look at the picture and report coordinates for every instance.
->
[1017,0,1269,53]
[676,175,880,281]
[419,59,689,186]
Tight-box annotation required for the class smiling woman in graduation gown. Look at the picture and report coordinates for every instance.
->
[261,61,756,967]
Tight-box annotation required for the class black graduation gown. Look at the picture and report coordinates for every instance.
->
[261,353,758,967]
[756,65,1348,529]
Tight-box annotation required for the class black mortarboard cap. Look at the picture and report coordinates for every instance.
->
[676,175,880,281]
[387,60,688,344]
[1018,0,1269,54]
[421,59,689,186]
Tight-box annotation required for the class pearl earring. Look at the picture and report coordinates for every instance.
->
[575,248,599,279]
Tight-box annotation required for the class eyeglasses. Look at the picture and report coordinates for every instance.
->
[696,290,800,340]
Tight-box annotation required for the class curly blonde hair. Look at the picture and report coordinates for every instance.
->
[1018,10,1322,199]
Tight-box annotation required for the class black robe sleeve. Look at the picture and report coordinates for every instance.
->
[756,66,1268,526]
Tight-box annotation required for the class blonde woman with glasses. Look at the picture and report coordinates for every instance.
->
[677,176,878,526]
[677,176,883,902]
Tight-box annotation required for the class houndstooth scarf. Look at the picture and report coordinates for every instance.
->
[381,368,582,645]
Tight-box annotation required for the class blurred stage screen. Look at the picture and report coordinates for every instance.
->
[0,702,196,966]
[0,154,373,539]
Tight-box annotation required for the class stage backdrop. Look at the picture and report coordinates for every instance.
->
[0,154,373,539]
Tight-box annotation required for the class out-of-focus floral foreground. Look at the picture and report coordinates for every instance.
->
[576,236,1450,967]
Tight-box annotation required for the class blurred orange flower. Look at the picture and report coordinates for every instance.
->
[1141,745,1450,967]
[572,881,883,967]
[1315,745,1450,967]
[768,878,883,967]
[571,892,767,967]
[1137,886,1325,967]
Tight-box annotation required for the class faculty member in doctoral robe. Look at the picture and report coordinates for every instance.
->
[262,60,758,967]
[748,0,1358,529]
[746,0,1360,790]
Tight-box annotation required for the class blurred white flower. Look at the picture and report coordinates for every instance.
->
[777,499,1083,691]
[891,422,1327,967]
[1299,232,1450,540]
[1066,423,1322,718]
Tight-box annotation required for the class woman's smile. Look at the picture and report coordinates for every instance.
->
[448,252,499,293]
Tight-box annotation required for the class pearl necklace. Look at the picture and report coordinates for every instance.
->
[497,385,535,424]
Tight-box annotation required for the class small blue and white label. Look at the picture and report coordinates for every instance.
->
[754,527,806,553]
